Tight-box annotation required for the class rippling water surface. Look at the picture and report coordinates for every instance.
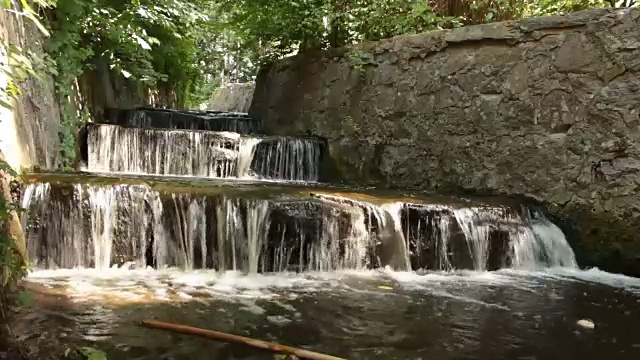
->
[13,268,640,360]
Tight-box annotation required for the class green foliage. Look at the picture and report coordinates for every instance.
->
[0,43,33,109]
[347,50,371,76]
[430,0,631,24]
[14,290,32,306]
[219,0,457,62]
[349,0,460,41]
[1,1,53,110]
[429,0,530,24]
[216,0,628,74]
[0,234,27,288]
[0,159,27,288]
[0,181,28,288]
[46,0,238,162]
[49,0,206,85]
[525,0,611,16]
[65,346,108,360]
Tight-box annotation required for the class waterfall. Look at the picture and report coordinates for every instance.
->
[268,198,371,271]
[120,186,155,268]
[246,200,271,273]
[150,193,166,269]
[410,207,453,271]
[86,125,241,177]
[22,183,89,269]
[251,137,322,182]
[237,137,261,178]
[215,199,271,273]
[84,124,321,181]
[312,194,411,270]
[20,182,50,231]
[21,106,582,277]
[453,208,494,271]
[217,198,244,271]
[378,203,412,271]
[452,206,578,271]
[511,208,578,269]
[88,186,117,270]
[21,180,579,273]
[340,204,370,270]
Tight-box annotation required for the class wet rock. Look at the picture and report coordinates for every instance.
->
[0,9,61,171]
[251,8,640,276]
[98,107,261,134]
[577,319,596,329]
[209,83,255,113]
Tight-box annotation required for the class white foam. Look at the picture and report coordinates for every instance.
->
[267,315,293,325]
[26,268,379,303]
[237,299,267,314]
[386,268,520,286]
[26,266,640,306]
[520,267,640,295]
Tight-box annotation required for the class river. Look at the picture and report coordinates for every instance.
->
[12,267,640,360]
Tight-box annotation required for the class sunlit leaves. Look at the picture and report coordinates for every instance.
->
[0,0,52,113]
[50,0,209,88]
[132,34,152,50]
[219,0,456,61]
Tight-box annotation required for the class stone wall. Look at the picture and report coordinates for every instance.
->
[0,10,61,170]
[250,8,640,275]
[209,83,255,112]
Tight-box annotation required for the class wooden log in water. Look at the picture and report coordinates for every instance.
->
[140,320,346,360]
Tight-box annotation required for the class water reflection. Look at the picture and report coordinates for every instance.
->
[12,268,640,359]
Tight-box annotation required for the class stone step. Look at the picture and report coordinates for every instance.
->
[20,172,577,272]
[101,107,261,134]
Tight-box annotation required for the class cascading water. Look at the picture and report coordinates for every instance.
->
[84,124,321,181]
[118,186,157,268]
[312,194,418,270]
[20,181,50,232]
[21,181,578,273]
[311,193,578,271]
[15,104,639,359]
[514,208,578,269]
[451,206,578,271]
[163,194,207,270]
[25,105,580,276]
[453,207,494,271]
[89,186,117,270]
[237,137,261,178]
[252,137,322,181]
[304,202,369,271]
[378,202,412,271]
[246,200,271,273]
[86,124,241,177]
[21,183,90,269]
[404,205,454,271]
[216,197,239,271]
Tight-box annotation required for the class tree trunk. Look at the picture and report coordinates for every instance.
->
[328,0,345,48]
